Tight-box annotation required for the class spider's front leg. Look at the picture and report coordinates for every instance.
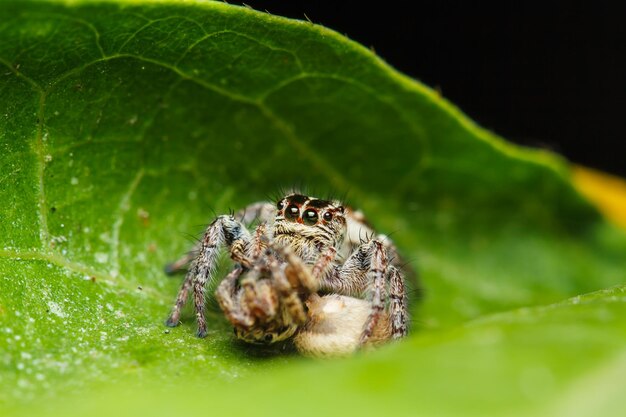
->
[342,208,417,287]
[387,265,409,339]
[164,202,274,275]
[165,215,252,338]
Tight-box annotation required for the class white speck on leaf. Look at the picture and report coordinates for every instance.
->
[47,302,66,318]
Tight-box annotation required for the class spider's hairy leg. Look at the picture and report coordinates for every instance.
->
[342,208,415,281]
[388,265,409,339]
[215,266,254,328]
[164,251,196,275]
[164,202,273,275]
[165,215,251,338]
[359,241,387,345]
[318,243,370,296]
[165,266,193,327]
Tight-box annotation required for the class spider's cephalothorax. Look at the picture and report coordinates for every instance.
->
[164,193,410,356]
[273,194,347,263]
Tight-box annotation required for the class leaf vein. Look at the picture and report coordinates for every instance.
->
[110,168,145,277]
[0,56,43,92]
[34,89,49,250]
[0,248,167,302]
[116,15,209,55]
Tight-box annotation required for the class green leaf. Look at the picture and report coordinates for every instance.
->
[1,1,625,416]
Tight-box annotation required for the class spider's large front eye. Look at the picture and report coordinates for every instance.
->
[285,205,299,221]
[303,209,318,225]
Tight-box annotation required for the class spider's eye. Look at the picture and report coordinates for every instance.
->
[277,200,285,210]
[303,209,318,225]
[264,333,274,343]
[323,212,333,222]
[285,205,299,221]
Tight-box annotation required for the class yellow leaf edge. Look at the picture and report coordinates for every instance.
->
[572,166,626,231]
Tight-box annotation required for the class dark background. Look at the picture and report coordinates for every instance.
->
[234,1,626,177]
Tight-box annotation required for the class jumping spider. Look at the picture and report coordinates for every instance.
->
[165,193,409,356]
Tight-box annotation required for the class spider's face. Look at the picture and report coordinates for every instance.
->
[273,194,347,253]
